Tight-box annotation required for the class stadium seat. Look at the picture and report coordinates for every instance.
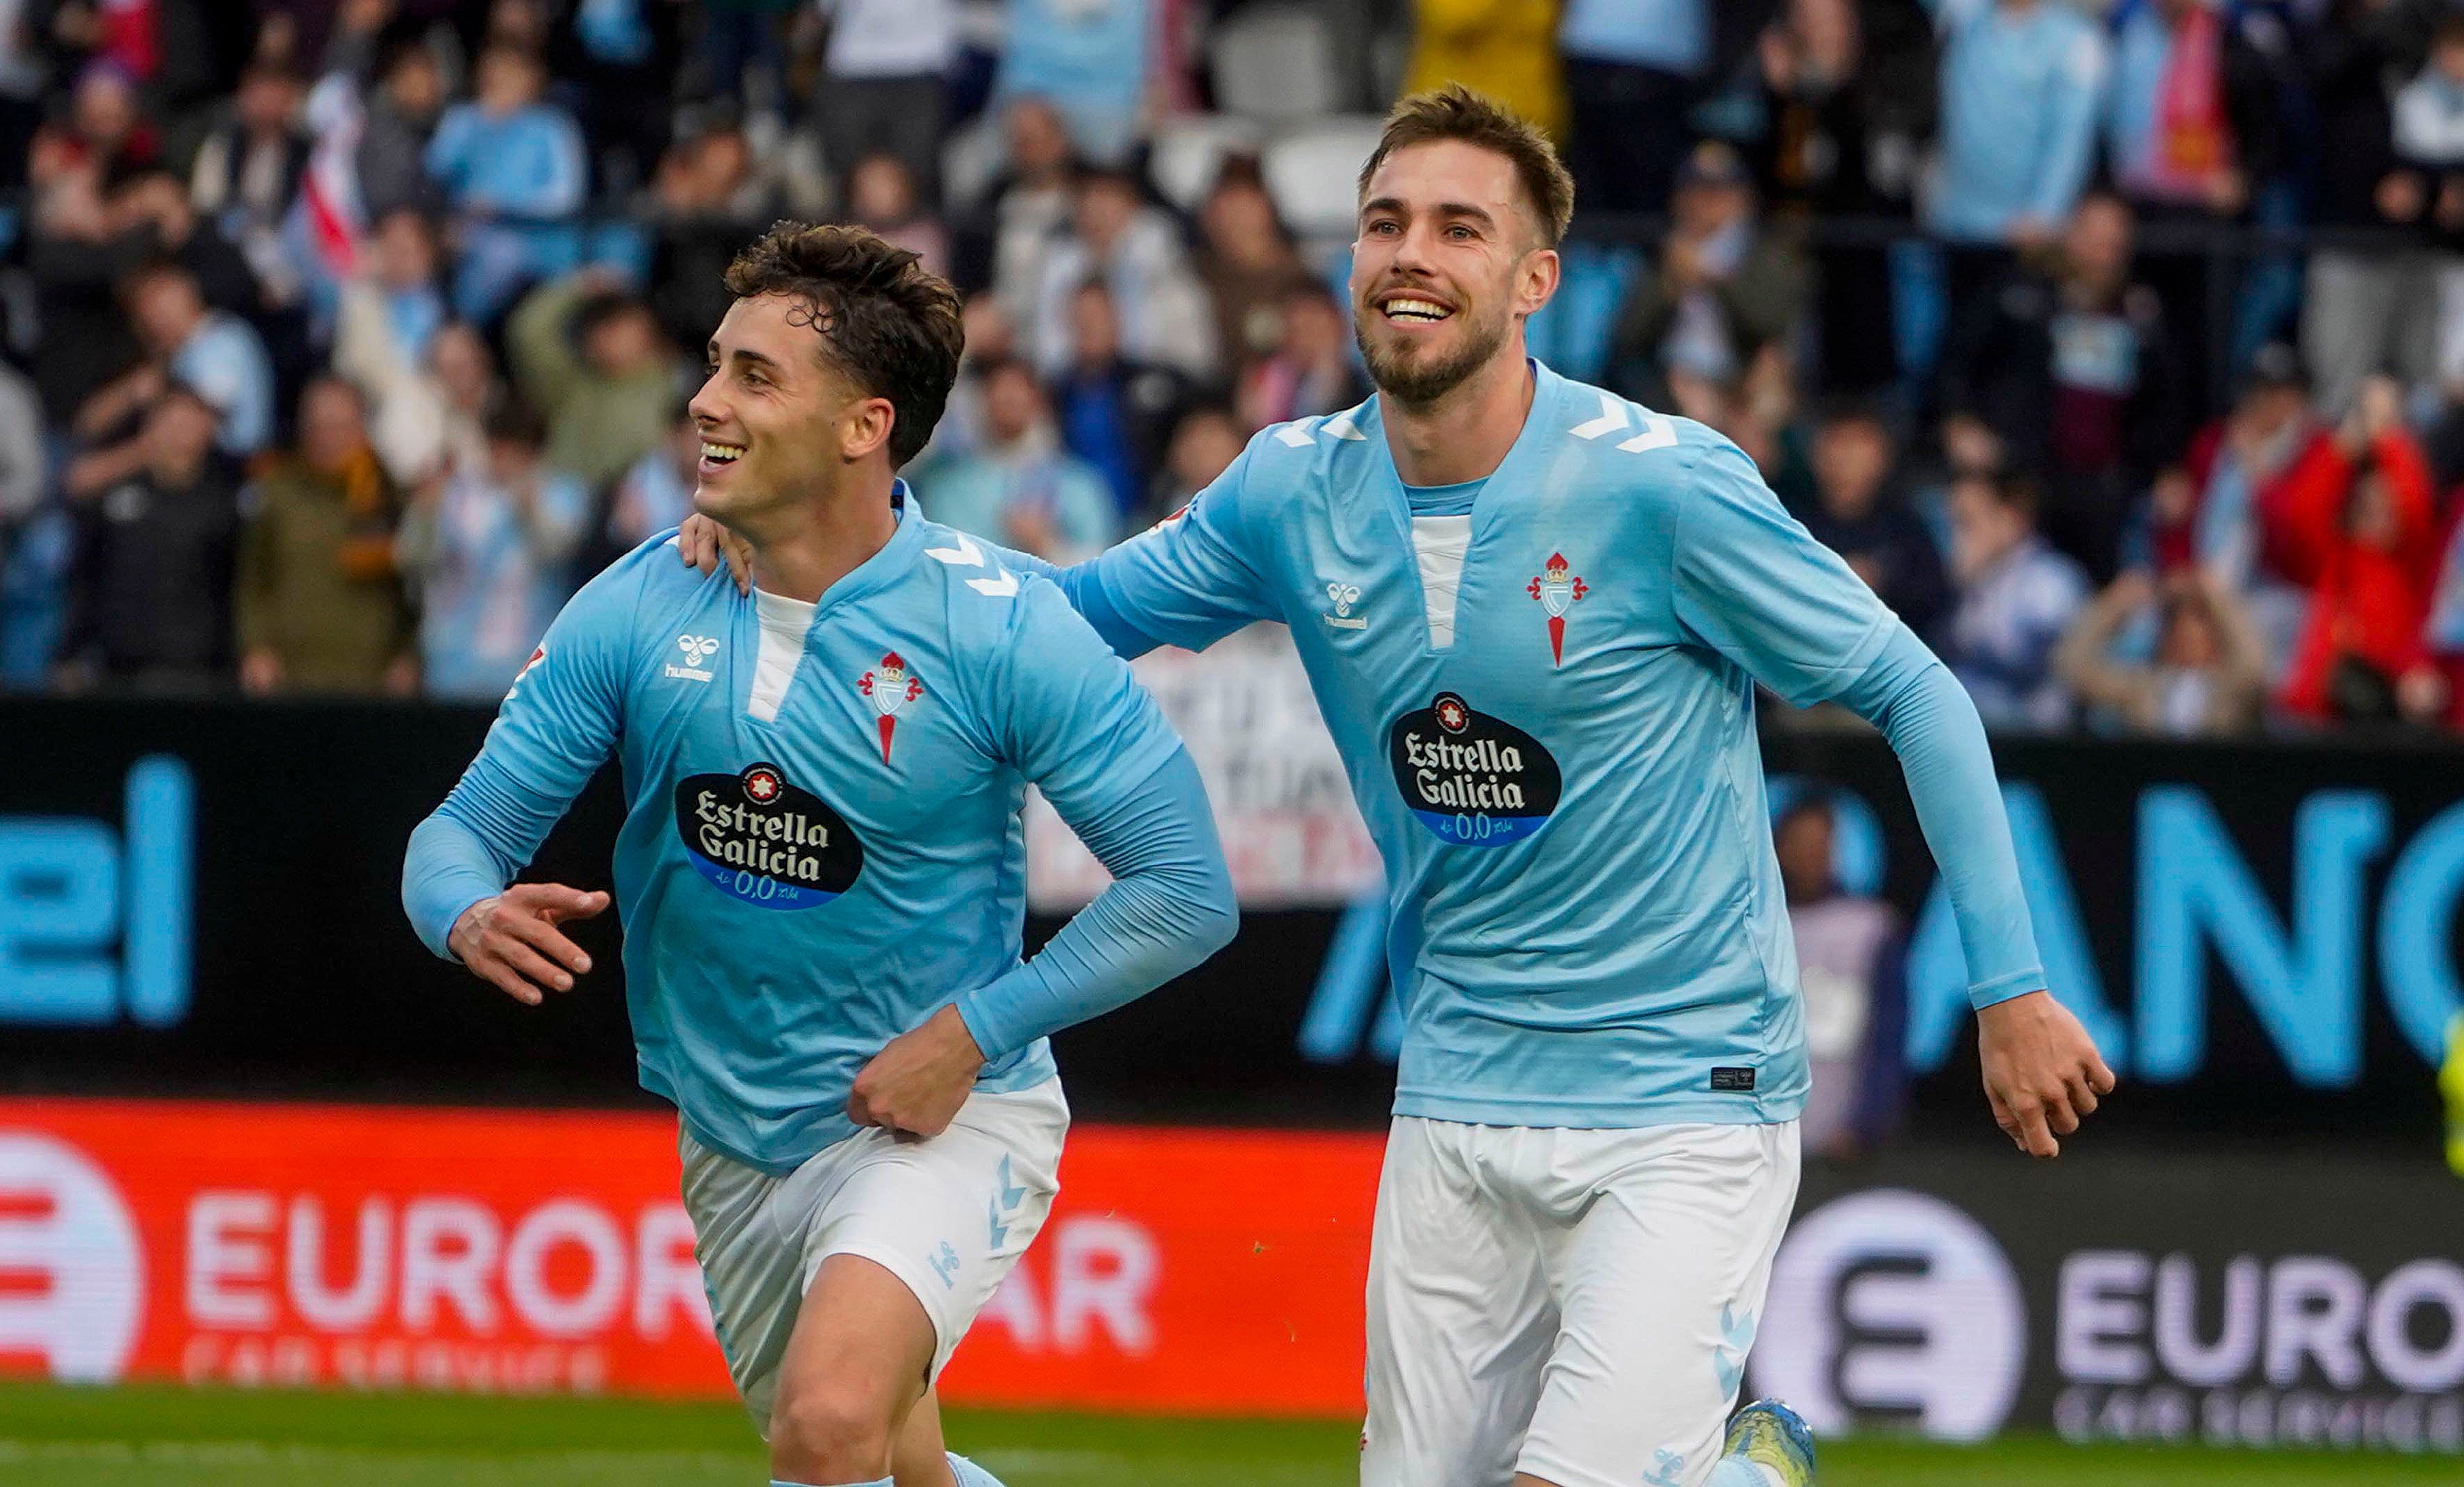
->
[1263,116,1390,243]
[1208,4,1347,125]
[1149,114,1267,215]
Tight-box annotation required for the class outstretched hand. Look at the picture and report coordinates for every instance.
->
[678,514,752,594]
[1977,990,2115,1158]
[448,883,609,1006]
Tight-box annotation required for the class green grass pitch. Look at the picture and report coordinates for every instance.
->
[0,1383,2454,1486]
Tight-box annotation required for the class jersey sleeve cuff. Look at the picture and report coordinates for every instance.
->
[952,981,1027,1065]
[1968,970,2046,1012]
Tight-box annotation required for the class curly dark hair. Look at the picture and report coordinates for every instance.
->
[722,221,965,468]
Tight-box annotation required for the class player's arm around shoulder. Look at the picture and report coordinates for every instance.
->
[964,573,1236,1043]
[846,573,1235,1138]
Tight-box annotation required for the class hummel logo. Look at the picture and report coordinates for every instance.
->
[1323,581,1366,632]
[666,634,719,682]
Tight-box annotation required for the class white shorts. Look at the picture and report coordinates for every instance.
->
[678,1078,1068,1431]
[1361,1117,1801,1487]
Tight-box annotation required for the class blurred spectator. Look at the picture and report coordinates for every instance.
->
[60,63,153,186]
[1798,398,1948,636]
[234,375,414,695]
[2304,0,2434,418]
[566,0,683,198]
[2397,13,2464,404]
[1775,790,1908,1161]
[2264,376,2449,726]
[1152,402,1246,517]
[424,44,588,324]
[109,170,262,319]
[190,63,308,300]
[2101,0,2289,416]
[1754,0,1933,219]
[994,0,1150,167]
[1750,0,1932,394]
[0,360,43,529]
[1053,279,1188,519]
[1196,169,1309,382]
[1405,0,1569,143]
[57,386,238,689]
[0,354,55,681]
[332,211,460,486]
[921,357,1115,563]
[1923,0,2106,322]
[1938,191,2183,581]
[607,401,703,553]
[508,270,679,493]
[814,0,957,206]
[81,260,276,461]
[422,323,502,483]
[27,117,148,423]
[2103,0,2277,222]
[1607,140,1810,415]
[845,152,948,279]
[1940,468,2088,728]
[925,292,1020,470]
[2166,341,2315,586]
[2426,490,2464,728]
[360,208,448,369]
[643,123,772,355]
[0,0,42,196]
[1558,0,1711,212]
[1237,278,1368,433]
[984,97,1079,331]
[1031,166,1217,382]
[2054,567,2267,735]
[692,0,793,112]
[398,396,587,700]
[354,30,447,222]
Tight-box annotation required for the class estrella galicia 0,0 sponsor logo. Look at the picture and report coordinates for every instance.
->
[672,762,864,909]
[1386,692,1561,846]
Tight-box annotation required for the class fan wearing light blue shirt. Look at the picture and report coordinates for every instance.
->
[408,224,1233,1487]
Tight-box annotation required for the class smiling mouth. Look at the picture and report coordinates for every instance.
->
[1378,294,1454,324]
[699,440,745,469]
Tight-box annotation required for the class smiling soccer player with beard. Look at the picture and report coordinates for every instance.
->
[684,88,2113,1487]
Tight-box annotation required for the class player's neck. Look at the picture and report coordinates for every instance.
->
[1379,351,1536,487]
[742,467,901,604]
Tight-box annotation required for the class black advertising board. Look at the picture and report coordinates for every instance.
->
[1,696,2460,1142]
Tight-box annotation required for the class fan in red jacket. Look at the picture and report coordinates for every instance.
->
[2261,378,2447,724]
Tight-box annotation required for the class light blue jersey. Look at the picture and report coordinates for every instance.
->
[404,492,1234,1170]
[1023,364,2044,1128]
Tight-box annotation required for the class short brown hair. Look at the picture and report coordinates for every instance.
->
[723,221,965,468]
[1357,84,1575,248]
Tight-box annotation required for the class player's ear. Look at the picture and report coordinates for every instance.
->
[1517,245,1561,319]
[841,395,897,463]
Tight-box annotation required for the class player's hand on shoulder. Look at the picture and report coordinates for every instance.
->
[1975,989,2116,1159]
[448,883,609,1006]
[847,1004,986,1139]
[677,513,752,595]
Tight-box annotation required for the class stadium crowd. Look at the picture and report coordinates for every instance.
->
[1,0,2463,737]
